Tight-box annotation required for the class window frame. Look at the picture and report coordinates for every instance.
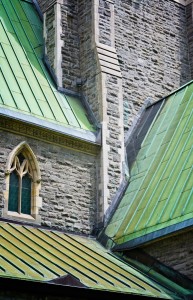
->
[3,141,42,223]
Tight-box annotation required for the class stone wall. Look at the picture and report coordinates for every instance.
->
[98,0,112,46]
[0,130,97,235]
[78,0,125,212]
[105,73,124,204]
[44,5,55,72]
[113,0,191,131]
[38,0,191,130]
[61,0,81,90]
[93,0,192,211]
[186,3,193,77]
[36,0,54,13]
[78,0,100,122]
[142,231,193,280]
[35,0,192,212]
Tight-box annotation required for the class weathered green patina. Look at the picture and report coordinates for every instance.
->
[0,221,184,299]
[105,81,193,248]
[0,0,95,133]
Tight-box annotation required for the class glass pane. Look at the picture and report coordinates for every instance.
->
[8,171,19,212]
[21,173,31,214]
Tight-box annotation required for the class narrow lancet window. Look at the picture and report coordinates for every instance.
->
[8,154,32,214]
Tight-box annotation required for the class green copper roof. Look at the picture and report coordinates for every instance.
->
[0,0,95,136]
[105,81,193,248]
[0,221,178,299]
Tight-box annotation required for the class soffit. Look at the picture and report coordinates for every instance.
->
[0,0,95,135]
[0,221,178,299]
[104,80,193,248]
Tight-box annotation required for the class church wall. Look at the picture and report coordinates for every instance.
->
[186,3,193,77]
[112,0,190,131]
[38,0,81,91]
[35,0,192,212]
[38,0,191,131]
[0,130,97,234]
[61,0,81,90]
[78,0,100,122]
[75,0,125,212]
[142,230,193,280]
[44,5,56,73]
[36,0,56,13]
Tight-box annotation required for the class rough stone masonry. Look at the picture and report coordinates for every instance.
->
[113,0,191,131]
[39,0,191,131]
[37,0,192,210]
[0,131,97,234]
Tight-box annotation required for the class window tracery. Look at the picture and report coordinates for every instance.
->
[3,142,42,223]
[8,154,32,215]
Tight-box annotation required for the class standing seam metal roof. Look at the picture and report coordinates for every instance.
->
[0,221,179,299]
[0,0,95,133]
[104,80,193,247]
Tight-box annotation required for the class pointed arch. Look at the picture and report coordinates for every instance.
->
[3,142,42,223]
[6,141,41,182]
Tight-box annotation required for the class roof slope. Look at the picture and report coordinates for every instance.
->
[104,81,193,249]
[0,0,95,136]
[0,221,180,299]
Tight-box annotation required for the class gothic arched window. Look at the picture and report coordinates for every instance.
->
[3,142,42,223]
[8,153,32,215]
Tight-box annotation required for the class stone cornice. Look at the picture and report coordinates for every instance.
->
[0,116,100,156]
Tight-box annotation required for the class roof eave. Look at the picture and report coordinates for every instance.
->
[112,219,193,252]
[0,107,101,146]
[0,277,171,300]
